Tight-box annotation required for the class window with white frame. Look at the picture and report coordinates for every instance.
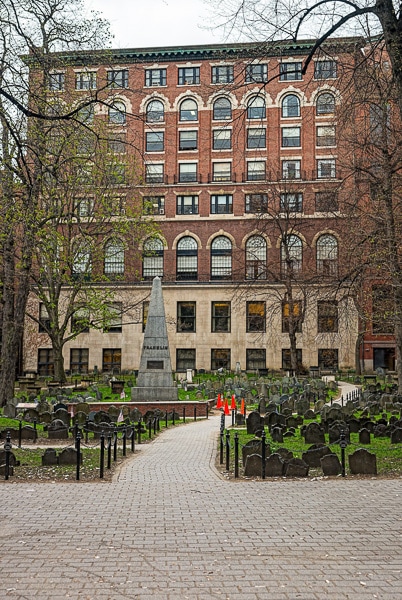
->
[146,100,165,122]
[281,94,301,118]
[247,161,265,181]
[247,127,266,148]
[74,197,94,217]
[108,100,126,125]
[179,98,198,121]
[179,162,197,182]
[108,133,126,154]
[104,239,125,277]
[316,93,335,115]
[145,163,164,183]
[316,234,338,275]
[212,162,231,182]
[317,159,336,179]
[282,160,301,179]
[179,130,198,150]
[247,96,266,119]
[281,127,301,147]
[316,125,336,146]
[213,129,231,150]
[146,131,164,152]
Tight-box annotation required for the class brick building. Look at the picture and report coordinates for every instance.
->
[23,37,370,377]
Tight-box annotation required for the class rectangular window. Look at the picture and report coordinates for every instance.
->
[246,348,266,370]
[318,348,338,370]
[282,300,302,333]
[282,349,303,371]
[143,195,165,215]
[247,128,266,149]
[247,161,265,181]
[317,159,336,179]
[317,301,338,333]
[179,130,198,150]
[210,194,233,214]
[245,193,268,213]
[145,68,167,87]
[39,303,50,333]
[212,65,234,83]
[176,195,198,215]
[177,302,196,332]
[105,163,126,185]
[38,349,54,377]
[316,125,336,147]
[314,60,337,79]
[146,131,164,152]
[372,285,394,334]
[176,348,196,371]
[212,302,231,332]
[246,301,266,332]
[75,196,94,217]
[75,72,96,90]
[279,62,302,81]
[71,306,90,333]
[178,67,200,85]
[104,302,122,333]
[282,160,301,179]
[211,348,231,370]
[179,163,197,182]
[145,163,164,183]
[282,127,301,147]
[107,69,128,88]
[212,162,231,182]
[213,129,231,150]
[70,348,89,374]
[315,191,338,212]
[108,133,126,154]
[102,348,122,373]
[245,63,268,83]
[48,72,64,91]
[280,193,303,212]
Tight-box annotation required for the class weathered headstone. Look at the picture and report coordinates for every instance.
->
[348,448,377,475]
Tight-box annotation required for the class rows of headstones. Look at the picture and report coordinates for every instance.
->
[232,377,402,478]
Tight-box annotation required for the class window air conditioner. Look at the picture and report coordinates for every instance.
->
[159,208,165,215]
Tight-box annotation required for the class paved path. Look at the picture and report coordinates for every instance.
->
[1,412,402,599]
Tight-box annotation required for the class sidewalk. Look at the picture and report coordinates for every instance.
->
[1,412,401,599]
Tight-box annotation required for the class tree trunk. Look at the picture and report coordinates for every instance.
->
[50,337,67,384]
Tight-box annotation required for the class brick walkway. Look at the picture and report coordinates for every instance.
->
[1,412,402,599]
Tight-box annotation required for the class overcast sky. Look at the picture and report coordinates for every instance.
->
[88,0,223,48]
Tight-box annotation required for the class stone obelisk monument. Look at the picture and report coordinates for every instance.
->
[131,276,178,402]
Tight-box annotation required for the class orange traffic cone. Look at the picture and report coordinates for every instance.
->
[230,394,236,410]
[216,393,222,409]
[240,398,245,416]
[223,398,230,415]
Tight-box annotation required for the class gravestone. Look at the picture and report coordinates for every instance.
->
[302,444,333,467]
[390,427,402,444]
[321,454,342,476]
[285,458,309,477]
[131,277,178,402]
[265,453,285,477]
[304,422,325,445]
[359,428,371,444]
[246,411,263,435]
[42,448,58,466]
[348,448,377,475]
[244,454,262,477]
[58,447,82,465]
[48,419,69,439]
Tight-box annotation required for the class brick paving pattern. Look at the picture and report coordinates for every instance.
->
[1,413,401,599]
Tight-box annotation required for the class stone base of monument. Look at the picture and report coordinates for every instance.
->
[131,387,178,402]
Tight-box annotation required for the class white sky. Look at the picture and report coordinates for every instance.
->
[88,0,223,48]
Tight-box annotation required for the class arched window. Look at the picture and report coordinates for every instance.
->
[104,239,125,277]
[281,235,302,275]
[146,99,164,123]
[176,236,198,280]
[72,240,92,281]
[247,96,265,120]
[281,94,300,118]
[211,236,232,280]
[179,98,198,121]
[316,92,335,115]
[317,234,338,275]
[213,97,232,120]
[246,236,267,280]
[108,100,126,124]
[143,238,164,279]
